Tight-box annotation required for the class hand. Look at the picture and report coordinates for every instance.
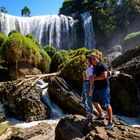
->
[89,90,92,97]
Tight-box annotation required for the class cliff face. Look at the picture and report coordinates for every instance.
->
[110,45,140,116]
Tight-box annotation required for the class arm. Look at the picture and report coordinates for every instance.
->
[94,71,108,80]
[89,77,93,96]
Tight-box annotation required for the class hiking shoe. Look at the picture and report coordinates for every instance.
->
[105,123,114,130]
[95,116,105,120]
[85,114,93,121]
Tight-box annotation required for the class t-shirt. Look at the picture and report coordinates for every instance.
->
[84,65,94,80]
[94,62,109,89]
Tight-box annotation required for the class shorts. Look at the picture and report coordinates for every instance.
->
[92,86,110,108]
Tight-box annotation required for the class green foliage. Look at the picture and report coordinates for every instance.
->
[59,48,104,90]
[50,50,69,72]
[3,32,51,73]
[26,34,41,48]
[44,45,56,58]
[123,31,140,49]
[0,6,8,13]
[59,54,87,90]
[21,6,31,17]
[124,31,140,43]
[60,0,140,42]
[0,32,8,47]
[8,30,19,36]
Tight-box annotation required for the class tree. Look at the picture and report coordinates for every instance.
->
[21,6,31,17]
[0,6,8,13]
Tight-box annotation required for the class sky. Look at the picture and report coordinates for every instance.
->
[0,0,64,16]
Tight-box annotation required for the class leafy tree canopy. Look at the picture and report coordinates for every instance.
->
[21,6,31,17]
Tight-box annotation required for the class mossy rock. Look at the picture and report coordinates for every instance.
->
[50,50,69,72]
[44,45,56,58]
[0,32,8,47]
[8,30,19,36]
[3,32,51,77]
[59,55,87,91]
[59,49,105,90]
[123,31,140,49]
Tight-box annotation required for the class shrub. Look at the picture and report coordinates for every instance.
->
[44,45,56,58]
[123,31,140,49]
[0,32,8,47]
[3,32,51,75]
[8,30,19,36]
[50,50,69,72]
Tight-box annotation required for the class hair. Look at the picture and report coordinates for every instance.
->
[91,53,99,59]
[86,57,92,64]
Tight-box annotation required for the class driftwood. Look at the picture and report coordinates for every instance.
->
[16,72,59,87]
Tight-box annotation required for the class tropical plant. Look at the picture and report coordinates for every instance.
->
[21,6,31,17]
[0,6,8,13]
[44,45,56,58]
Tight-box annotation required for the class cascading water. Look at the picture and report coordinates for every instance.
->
[42,88,64,119]
[36,79,64,119]
[0,13,77,50]
[80,12,95,49]
[0,12,96,50]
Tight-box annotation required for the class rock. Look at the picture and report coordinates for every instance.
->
[0,80,49,122]
[110,73,140,116]
[116,56,140,82]
[10,122,54,140]
[0,112,6,123]
[111,44,140,68]
[48,76,87,115]
[9,62,42,80]
[0,66,10,82]
[55,114,140,140]
[106,52,122,64]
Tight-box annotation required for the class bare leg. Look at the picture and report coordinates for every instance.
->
[93,102,103,117]
[106,104,112,123]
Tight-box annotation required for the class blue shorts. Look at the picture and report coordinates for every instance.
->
[92,86,110,108]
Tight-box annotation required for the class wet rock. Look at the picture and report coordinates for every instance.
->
[111,44,140,68]
[110,73,140,116]
[10,122,54,140]
[55,114,140,140]
[0,112,6,123]
[0,80,49,122]
[106,52,122,64]
[48,76,87,115]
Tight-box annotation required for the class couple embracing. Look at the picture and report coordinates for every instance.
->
[81,53,113,130]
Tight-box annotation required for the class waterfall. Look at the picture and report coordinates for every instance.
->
[81,12,95,49]
[42,88,64,119]
[36,79,64,119]
[0,13,77,50]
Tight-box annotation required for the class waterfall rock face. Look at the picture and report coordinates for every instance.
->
[0,13,95,50]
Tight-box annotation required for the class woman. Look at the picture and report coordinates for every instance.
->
[81,54,94,119]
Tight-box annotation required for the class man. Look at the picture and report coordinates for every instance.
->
[91,53,113,129]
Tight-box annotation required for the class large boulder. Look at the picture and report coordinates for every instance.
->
[110,45,140,116]
[48,76,87,115]
[111,44,140,68]
[0,80,49,122]
[110,73,140,116]
[10,122,54,140]
[55,114,140,140]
